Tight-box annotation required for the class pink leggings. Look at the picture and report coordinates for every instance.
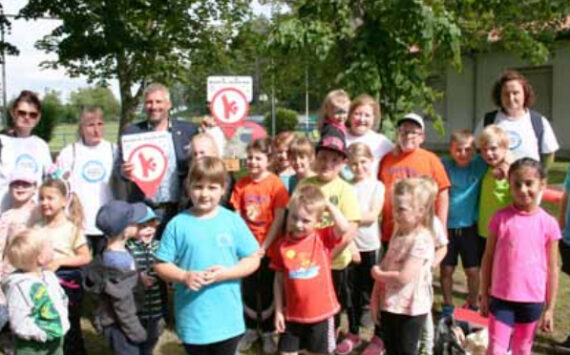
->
[486,297,543,355]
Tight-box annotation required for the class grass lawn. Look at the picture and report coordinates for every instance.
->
[47,123,570,354]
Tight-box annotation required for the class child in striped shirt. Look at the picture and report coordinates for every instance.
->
[126,207,167,355]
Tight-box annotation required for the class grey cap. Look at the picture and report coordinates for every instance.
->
[96,201,148,237]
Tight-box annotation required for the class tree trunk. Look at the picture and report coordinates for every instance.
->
[116,50,144,140]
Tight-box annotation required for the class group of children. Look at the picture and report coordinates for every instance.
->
[0,86,564,355]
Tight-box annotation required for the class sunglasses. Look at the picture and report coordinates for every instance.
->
[16,110,39,119]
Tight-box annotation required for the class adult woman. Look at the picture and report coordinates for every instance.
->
[56,107,116,255]
[475,69,559,170]
[0,90,52,211]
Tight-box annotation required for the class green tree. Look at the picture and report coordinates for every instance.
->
[264,107,298,134]
[0,3,19,62]
[19,0,250,130]
[67,86,120,122]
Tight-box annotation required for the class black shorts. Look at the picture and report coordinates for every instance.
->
[183,334,241,355]
[442,225,483,268]
[278,317,335,354]
[560,241,570,276]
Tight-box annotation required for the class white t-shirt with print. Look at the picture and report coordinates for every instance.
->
[0,135,52,211]
[354,178,384,251]
[346,130,394,177]
[475,110,559,161]
[57,140,116,235]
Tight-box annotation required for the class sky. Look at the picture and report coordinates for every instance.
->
[2,0,276,103]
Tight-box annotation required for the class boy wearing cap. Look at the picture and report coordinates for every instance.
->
[297,125,360,339]
[83,200,148,354]
[126,207,167,355]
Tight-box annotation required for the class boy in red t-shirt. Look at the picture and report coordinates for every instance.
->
[271,185,355,355]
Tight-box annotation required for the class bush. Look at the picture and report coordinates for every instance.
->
[263,108,299,135]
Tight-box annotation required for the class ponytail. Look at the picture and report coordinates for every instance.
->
[40,178,85,232]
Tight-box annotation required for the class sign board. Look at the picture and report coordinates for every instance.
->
[121,132,170,198]
[210,87,250,139]
[207,76,253,102]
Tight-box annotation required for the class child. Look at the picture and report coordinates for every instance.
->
[440,130,487,316]
[37,177,92,355]
[272,185,354,355]
[83,200,148,354]
[317,89,351,134]
[476,125,512,248]
[335,142,384,354]
[296,126,361,342]
[155,157,260,355]
[288,136,315,193]
[370,177,437,355]
[272,131,296,190]
[480,158,560,354]
[126,207,167,355]
[230,138,289,353]
[3,229,69,354]
[345,94,394,177]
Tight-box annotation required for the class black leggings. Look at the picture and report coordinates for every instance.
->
[381,311,427,355]
[347,250,377,334]
[242,257,274,332]
[184,334,241,355]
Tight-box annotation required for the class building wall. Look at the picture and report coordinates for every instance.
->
[424,41,570,156]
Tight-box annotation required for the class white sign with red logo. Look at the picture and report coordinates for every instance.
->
[207,76,253,102]
[121,132,169,198]
[210,87,250,139]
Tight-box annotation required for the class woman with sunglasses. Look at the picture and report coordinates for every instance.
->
[0,90,52,211]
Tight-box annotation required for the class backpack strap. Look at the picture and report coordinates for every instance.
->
[483,110,498,127]
[528,110,544,158]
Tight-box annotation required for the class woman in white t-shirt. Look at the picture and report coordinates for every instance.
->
[345,94,394,177]
[474,69,559,169]
[56,107,116,255]
[0,90,52,211]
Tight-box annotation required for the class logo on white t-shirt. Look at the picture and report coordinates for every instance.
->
[15,154,39,174]
[506,130,522,150]
[81,160,107,183]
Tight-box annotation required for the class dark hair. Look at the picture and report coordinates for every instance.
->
[508,157,546,180]
[246,138,273,157]
[12,90,42,113]
[491,70,535,110]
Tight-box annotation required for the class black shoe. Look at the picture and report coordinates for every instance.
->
[555,335,570,353]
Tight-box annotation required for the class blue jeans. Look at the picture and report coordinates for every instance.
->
[140,317,165,355]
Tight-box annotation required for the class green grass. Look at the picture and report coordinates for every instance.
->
[45,123,570,354]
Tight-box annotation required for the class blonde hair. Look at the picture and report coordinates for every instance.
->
[288,185,327,222]
[347,94,381,130]
[40,179,84,230]
[191,133,220,157]
[392,177,437,236]
[318,89,350,130]
[273,131,296,149]
[347,142,373,162]
[186,156,227,189]
[6,229,45,271]
[450,130,475,146]
[288,136,315,159]
[144,83,170,102]
[476,124,509,149]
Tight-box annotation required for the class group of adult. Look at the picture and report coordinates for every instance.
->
[0,70,560,249]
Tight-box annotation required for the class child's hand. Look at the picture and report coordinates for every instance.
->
[140,271,157,289]
[479,293,489,317]
[203,265,227,284]
[540,308,555,333]
[183,270,206,291]
[275,311,286,333]
[371,265,382,281]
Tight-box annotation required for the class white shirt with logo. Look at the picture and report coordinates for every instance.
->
[57,140,116,235]
[475,110,559,161]
[0,135,52,211]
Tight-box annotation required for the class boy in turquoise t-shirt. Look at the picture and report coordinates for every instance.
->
[155,157,260,354]
[440,130,487,316]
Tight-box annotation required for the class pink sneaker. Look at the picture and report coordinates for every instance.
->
[362,335,385,355]
[335,333,362,355]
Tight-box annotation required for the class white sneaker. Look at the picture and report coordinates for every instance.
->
[238,329,259,352]
[262,332,277,354]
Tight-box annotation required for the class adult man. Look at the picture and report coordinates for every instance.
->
[118,83,198,235]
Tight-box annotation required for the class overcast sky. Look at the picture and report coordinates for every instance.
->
[2,0,274,103]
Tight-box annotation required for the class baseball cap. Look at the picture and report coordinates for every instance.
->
[397,113,425,131]
[137,207,159,224]
[316,125,347,157]
[9,170,36,185]
[96,201,148,237]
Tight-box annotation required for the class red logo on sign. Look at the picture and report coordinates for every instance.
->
[210,87,250,139]
[127,144,168,198]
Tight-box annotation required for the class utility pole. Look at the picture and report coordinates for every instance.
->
[0,8,7,128]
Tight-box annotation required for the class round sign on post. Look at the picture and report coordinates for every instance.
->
[127,143,168,198]
[210,87,250,139]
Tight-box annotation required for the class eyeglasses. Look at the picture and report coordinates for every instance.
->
[398,129,423,137]
[16,110,39,119]
[333,109,348,115]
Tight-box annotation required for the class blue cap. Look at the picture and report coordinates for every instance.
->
[138,207,159,224]
[96,201,148,237]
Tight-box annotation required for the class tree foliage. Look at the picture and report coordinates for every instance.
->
[264,107,298,134]
[19,0,250,130]
[0,4,19,63]
[67,86,120,122]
